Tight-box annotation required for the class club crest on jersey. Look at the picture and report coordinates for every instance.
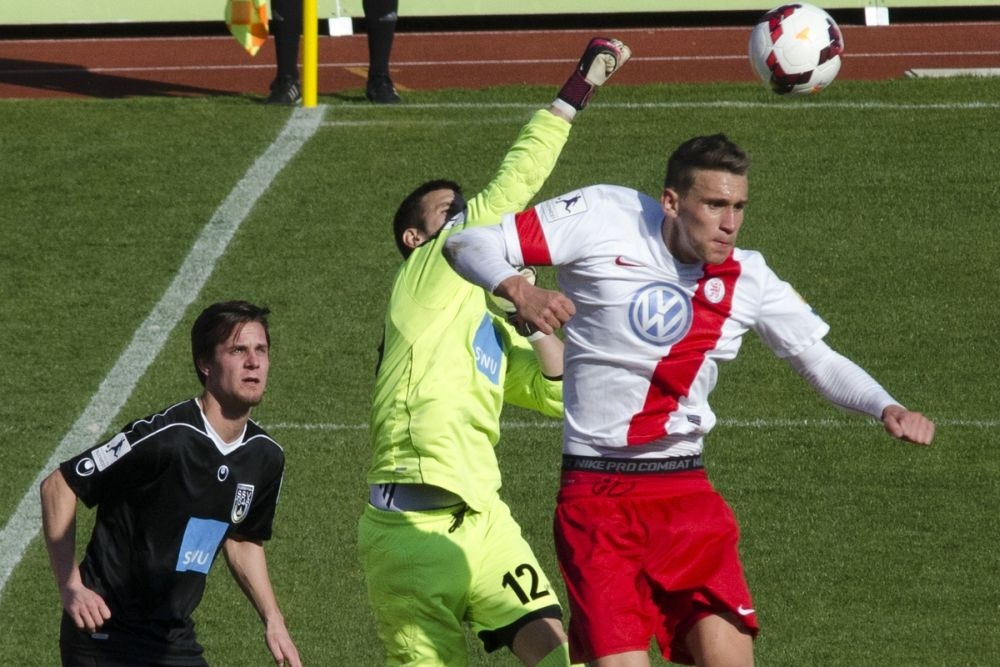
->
[91,432,132,471]
[628,283,693,345]
[703,277,726,304]
[231,483,255,524]
[539,190,587,221]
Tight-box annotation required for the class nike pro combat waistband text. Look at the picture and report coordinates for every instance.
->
[561,454,704,475]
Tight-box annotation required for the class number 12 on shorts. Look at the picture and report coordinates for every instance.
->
[502,563,552,604]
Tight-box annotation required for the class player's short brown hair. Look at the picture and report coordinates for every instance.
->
[664,134,751,192]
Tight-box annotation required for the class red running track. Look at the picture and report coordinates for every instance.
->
[0,23,998,100]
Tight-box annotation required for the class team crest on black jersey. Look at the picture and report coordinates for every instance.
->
[231,483,254,523]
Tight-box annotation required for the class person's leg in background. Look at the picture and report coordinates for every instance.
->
[363,0,401,104]
[266,0,304,105]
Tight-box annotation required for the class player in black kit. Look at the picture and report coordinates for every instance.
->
[40,301,301,667]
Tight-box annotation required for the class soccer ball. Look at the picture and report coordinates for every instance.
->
[748,3,845,95]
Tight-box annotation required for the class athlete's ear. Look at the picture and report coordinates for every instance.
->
[402,226,426,250]
[661,188,681,218]
[196,355,213,382]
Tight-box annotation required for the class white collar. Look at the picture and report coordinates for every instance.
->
[196,398,247,455]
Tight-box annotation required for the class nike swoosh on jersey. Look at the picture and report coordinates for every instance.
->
[615,256,643,267]
[738,605,756,616]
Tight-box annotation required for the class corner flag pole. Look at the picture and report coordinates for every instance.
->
[302,0,318,107]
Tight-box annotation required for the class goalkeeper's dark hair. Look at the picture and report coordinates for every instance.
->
[393,179,464,258]
[664,134,751,193]
[191,300,271,386]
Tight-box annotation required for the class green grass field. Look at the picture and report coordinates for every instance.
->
[1,77,998,665]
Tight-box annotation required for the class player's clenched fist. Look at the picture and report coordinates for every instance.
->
[557,37,632,110]
[494,274,575,336]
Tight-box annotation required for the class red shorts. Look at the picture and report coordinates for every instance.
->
[554,468,759,665]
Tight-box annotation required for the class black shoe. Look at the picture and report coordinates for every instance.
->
[366,75,401,104]
[266,76,302,106]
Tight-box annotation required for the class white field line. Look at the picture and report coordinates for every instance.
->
[0,106,326,601]
[261,417,997,432]
[4,50,1000,76]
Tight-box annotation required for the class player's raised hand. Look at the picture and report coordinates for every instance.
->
[881,404,935,446]
[557,37,632,110]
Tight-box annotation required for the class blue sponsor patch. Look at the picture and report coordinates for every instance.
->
[175,517,228,574]
[473,313,503,385]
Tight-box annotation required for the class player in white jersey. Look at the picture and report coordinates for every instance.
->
[444,134,935,666]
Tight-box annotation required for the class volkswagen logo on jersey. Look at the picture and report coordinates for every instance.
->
[628,283,693,345]
[231,483,255,523]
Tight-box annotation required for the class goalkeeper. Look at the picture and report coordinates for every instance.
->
[357,38,631,666]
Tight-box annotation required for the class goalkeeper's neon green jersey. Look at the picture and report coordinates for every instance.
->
[368,109,570,512]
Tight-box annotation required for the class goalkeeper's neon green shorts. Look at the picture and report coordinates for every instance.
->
[357,497,564,665]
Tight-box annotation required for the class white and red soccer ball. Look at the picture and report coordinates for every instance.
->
[749,3,845,95]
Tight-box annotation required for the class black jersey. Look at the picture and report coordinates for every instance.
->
[58,398,285,665]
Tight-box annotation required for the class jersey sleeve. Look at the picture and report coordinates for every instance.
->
[499,185,642,268]
[59,422,169,508]
[749,256,830,358]
[463,108,572,230]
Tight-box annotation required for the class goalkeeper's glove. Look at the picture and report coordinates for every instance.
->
[485,267,545,340]
[556,37,632,111]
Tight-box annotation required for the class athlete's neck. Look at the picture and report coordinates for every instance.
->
[196,394,251,444]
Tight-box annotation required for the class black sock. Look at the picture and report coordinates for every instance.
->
[363,0,397,80]
[271,0,302,81]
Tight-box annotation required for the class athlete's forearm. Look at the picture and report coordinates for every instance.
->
[223,537,284,622]
[788,340,898,418]
[530,333,564,379]
[465,109,571,228]
[40,469,82,591]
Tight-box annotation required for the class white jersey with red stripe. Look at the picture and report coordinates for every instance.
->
[496,184,830,458]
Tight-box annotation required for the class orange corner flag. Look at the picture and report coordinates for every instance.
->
[225,0,270,56]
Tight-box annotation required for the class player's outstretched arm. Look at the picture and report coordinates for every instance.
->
[223,537,303,667]
[550,37,632,120]
[40,469,112,633]
[881,404,935,445]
